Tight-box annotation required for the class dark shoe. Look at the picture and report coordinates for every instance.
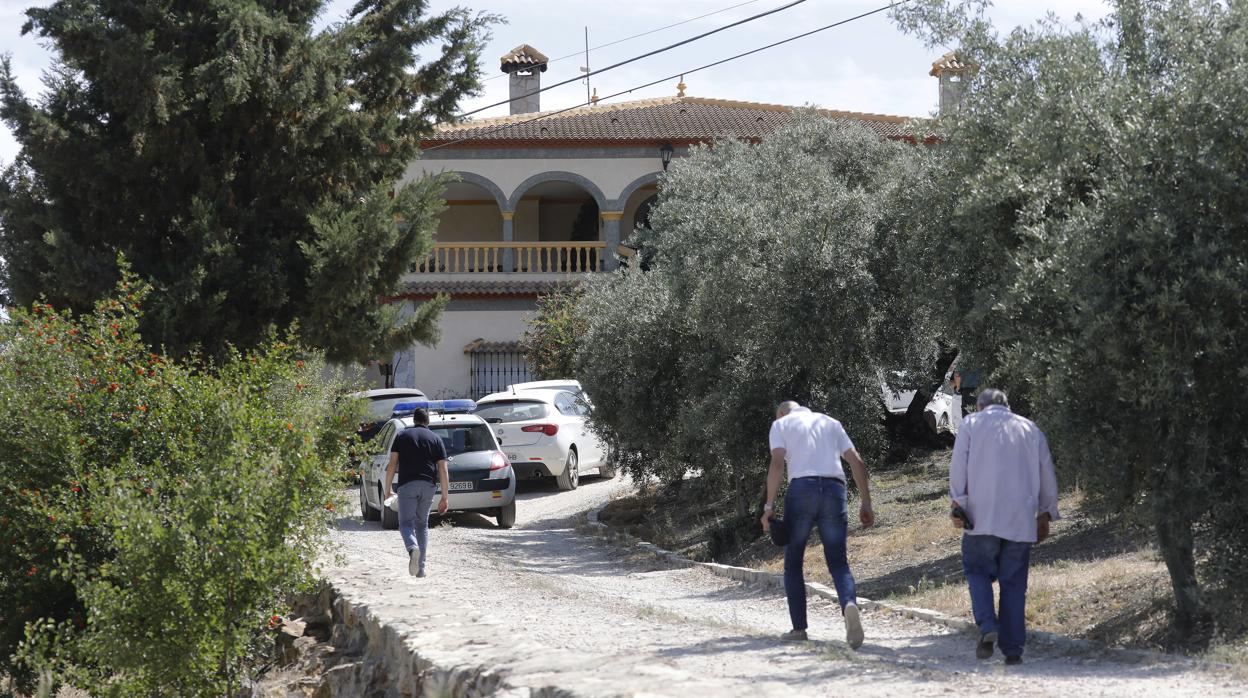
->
[844,602,864,649]
[1004,655,1022,666]
[976,631,997,660]
[779,629,808,642]
[408,549,419,576]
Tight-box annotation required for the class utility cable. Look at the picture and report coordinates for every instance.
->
[481,0,766,83]
[458,0,809,119]
[425,1,910,152]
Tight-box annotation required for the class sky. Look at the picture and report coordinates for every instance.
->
[0,0,1113,166]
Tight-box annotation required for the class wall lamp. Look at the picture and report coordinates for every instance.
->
[659,143,675,171]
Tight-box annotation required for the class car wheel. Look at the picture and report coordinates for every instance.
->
[360,480,380,521]
[497,501,516,529]
[380,486,399,529]
[556,449,579,491]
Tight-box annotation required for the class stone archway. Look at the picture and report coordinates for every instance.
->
[508,172,610,272]
[443,170,511,212]
[507,171,608,212]
[423,175,506,272]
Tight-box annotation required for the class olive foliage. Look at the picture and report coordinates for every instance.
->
[577,116,938,517]
[892,0,1248,641]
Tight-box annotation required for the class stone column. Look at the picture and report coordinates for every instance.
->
[600,211,624,271]
[501,211,515,272]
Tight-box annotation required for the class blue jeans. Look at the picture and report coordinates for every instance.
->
[398,480,436,567]
[962,533,1032,657]
[783,477,857,631]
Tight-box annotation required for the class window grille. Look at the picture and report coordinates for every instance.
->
[466,341,534,398]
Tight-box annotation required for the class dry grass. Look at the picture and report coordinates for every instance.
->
[897,551,1171,637]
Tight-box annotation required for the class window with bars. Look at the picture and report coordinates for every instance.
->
[467,342,534,399]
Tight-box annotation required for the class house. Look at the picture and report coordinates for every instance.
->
[381,46,964,398]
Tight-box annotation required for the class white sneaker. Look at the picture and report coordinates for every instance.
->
[844,602,864,649]
[408,549,420,576]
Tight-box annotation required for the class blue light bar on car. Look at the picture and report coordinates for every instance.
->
[392,399,477,417]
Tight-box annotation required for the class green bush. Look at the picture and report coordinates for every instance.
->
[519,285,587,380]
[0,270,355,695]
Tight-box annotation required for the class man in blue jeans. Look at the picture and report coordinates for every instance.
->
[761,401,875,648]
[384,408,450,577]
[950,388,1060,665]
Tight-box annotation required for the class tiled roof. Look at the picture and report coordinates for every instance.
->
[401,277,582,296]
[424,95,916,144]
[500,44,548,73]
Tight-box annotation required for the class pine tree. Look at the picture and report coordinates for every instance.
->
[0,0,493,361]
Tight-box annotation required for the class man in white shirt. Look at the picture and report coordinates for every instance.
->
[761,401,875,648]
[950,388,1060,666]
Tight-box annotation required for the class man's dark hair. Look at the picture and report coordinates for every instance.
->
[412,408,430,425]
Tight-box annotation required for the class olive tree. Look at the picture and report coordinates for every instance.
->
[578,115,938,520]
[892,0,1248,643]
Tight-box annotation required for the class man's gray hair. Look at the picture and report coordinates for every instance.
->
[776,400,801,417]
[976,388,1009,409]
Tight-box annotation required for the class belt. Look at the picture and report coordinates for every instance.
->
[793,475,846,486]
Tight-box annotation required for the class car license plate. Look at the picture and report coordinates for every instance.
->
[506,453,520,462]
[446,481,473,492]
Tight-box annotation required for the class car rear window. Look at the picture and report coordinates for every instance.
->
[475,400,550,423]
[429,424,496,455]
[366,394,426,420]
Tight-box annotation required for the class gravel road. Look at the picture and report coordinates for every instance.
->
[325,475,1246,697]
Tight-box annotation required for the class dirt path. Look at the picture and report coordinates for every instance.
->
[324,476,1246,697]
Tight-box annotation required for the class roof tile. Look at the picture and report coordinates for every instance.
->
[425,95,918,144]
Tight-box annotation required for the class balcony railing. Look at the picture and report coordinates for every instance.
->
[414,242,605,274]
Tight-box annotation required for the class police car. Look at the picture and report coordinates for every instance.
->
[358,400,518,529]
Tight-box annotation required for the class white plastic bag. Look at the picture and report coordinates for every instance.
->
[384,493,398,510]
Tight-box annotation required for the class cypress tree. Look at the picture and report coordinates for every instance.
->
[0,0,493,361]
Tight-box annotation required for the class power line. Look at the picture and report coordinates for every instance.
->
[458,0,809,119]
[425,1,910,153]
[481,0,766,83]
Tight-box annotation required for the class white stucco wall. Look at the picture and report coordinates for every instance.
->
[399,308,534,399]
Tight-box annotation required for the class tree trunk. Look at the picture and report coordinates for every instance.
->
[1153,487,1213,647]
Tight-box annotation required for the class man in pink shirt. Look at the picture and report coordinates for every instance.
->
[950,388,1060,665]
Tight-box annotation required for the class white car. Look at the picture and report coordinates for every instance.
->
[350,387,428,443]
[924,385,963,434]
[358,401,517,529]
[880,371,963,435]
[475,389,614,491]
[507,379,593,407]
[508,379,584,394]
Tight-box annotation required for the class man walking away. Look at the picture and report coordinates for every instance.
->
[385,408,450,577]
[950,388,1059,665]
[761,401,875,648]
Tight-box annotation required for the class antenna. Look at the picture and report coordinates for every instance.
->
[581,27,592,105]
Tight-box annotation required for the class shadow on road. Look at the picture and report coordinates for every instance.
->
[332,474,618,534]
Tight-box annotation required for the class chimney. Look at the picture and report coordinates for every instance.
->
[500,44,549,115]
[930,50,975,116]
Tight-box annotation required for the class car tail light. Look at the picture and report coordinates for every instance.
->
[521,424,559,437]
[490,451,511,471]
